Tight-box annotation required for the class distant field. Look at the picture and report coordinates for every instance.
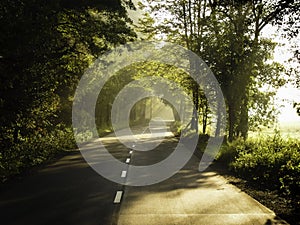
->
[249,121,300,139]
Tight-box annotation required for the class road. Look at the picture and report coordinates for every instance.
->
[0,127,288,225]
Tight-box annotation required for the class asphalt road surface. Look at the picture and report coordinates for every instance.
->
[0,128,288,225]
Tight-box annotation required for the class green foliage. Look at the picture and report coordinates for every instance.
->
[137,0,298,141]
[196,133,209,153]
[0,0,136,182]
[170,121,182,137]
[0,127,76,182]
[218,131,300,208]
[279,147,300,200]
[217,138,245,164]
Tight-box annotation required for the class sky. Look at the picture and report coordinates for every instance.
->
[262,25,300,125]
[275,85,300,124]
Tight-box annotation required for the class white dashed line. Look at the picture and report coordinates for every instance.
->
[126,158,130,163]
[129,150,133,154]
[121,170,127,178]
[113,191,123,203]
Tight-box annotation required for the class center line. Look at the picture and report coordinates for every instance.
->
[126,158,130,163]
[129,150,133,154]
[121,170,127,177]
[113,191,123,203]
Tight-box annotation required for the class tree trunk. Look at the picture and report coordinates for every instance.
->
[238,95,249,140]
[215,101,222,137]
[202,110,207,134]
[228,103,235,142]
[191,84,199,133]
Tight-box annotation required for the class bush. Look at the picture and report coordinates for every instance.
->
[0,127,76,182]
[216,138,247,164]
[217,133,300,208]
[279,149,300,208]
[170,121,182,137]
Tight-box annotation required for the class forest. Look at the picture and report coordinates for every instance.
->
[0,0,299,222]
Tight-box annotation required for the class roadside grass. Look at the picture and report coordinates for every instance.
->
[216,131,300,224]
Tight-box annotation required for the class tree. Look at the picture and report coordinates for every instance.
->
[137,0,298,140]
[210,0,298,140]
[137,0,214,133]
[0,0,137,179]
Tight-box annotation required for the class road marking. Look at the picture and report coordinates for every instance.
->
[126,158,130,163]
[121,170,127,177]
[113,191,123,203]
[129,150,133,154]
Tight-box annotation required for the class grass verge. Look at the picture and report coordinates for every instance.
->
[215,132,300,225]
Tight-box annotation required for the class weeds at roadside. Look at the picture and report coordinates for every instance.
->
[216,131,300,224]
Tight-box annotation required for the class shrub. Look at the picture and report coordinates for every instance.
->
[217,133,300,208]
[170,121,182,137]
[216,138,247,164]
[0,127,76,182]
[279,148,300,207]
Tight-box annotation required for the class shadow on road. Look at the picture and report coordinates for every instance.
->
[0,151,120,225]
[0,133,289,225]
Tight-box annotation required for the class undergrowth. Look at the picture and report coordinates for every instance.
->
[0,127,76,183]
[217,131,300,212]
